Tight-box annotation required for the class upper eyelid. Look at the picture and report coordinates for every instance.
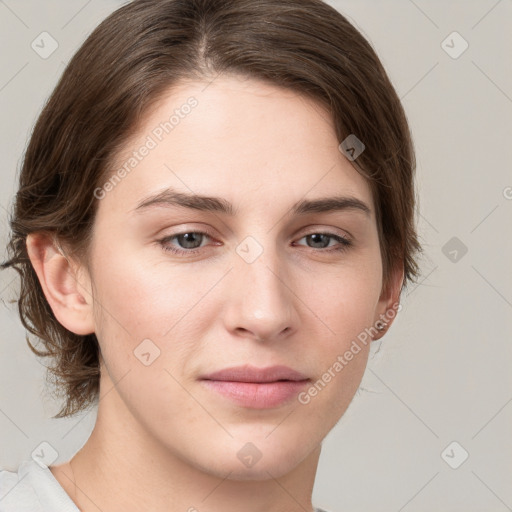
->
[164,222,352,237]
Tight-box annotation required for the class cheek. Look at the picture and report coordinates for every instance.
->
[311,262,382,344]
[89,249,202,432]
[298,261,381,412]
[90,242,207,338]
[89,243,224,391]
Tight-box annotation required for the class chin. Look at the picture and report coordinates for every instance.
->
[212,454,305,482]
[186,436,312,482]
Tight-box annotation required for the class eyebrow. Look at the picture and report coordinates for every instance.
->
[132,188,371,217]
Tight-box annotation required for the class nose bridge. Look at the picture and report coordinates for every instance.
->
[237,234,290,308]
[224,233,297,339]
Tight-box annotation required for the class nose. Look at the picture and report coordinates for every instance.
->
[222,243,298,342]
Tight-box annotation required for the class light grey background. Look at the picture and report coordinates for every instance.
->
[1,1,511,511]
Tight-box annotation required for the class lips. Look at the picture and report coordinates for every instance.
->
[200,364,309,383]
[199,365,310,409]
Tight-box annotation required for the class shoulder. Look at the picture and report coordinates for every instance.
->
[0,459,42,512]
[0,458,78,512]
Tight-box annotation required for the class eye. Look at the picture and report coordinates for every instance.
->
[294,232,352,252]
[157,230,352,257]
[158,231,214,255]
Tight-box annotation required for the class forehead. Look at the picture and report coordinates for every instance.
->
[100,75,374,217]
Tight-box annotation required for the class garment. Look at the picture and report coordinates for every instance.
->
[1,458,332,511]
[0,458,78,511]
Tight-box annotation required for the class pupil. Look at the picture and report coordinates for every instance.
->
[309,234,329,248]
[179,233,201,248]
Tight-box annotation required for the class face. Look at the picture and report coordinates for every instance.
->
[75,75,399,479]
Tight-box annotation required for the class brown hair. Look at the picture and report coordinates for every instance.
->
[1,0,422,418]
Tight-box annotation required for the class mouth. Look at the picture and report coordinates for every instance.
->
[201,364,308,383]
[199,365,310,409]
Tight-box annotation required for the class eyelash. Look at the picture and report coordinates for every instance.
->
[157,230,352,256]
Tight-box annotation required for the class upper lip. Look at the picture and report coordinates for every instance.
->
[200,365,309,383]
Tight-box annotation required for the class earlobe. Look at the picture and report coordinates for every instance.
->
[372,263,404,341]
[26,233,95,335]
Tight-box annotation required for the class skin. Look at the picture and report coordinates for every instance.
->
[27,74,403,512]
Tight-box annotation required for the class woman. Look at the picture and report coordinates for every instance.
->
[0,0,421,510]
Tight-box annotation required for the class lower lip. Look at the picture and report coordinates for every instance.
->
[201,380,310,409]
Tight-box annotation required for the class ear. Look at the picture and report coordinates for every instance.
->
[371,262,404,341]
[26,232,95,335]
